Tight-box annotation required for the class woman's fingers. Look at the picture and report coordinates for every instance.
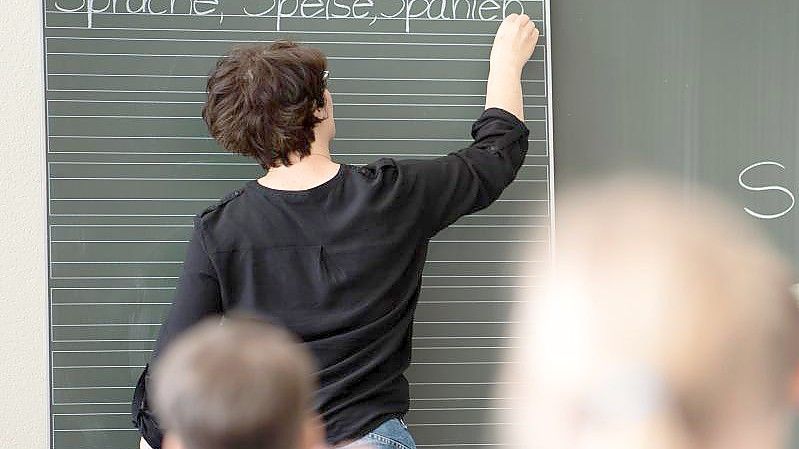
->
[490,14,541,70]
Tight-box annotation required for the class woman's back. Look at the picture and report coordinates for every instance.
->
[154,108,529,444]
[195,162,424,441]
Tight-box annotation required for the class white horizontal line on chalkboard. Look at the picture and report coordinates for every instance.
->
[50,239,544,243]
[51,198,210,201]
[49,98,209,103]
[48,164,542,171]
[53,362,514,368]
[47,429,510,436]
[54,339,157,343]
[53,402,129,406]
[416,443,510,447]
[50,299,523,305]
[46,100,547,108]
[51,276,177,279]
[48,137,546,143]
[50,425,508,432]
[52,346,515,352]
[48,213,547,217]
[53,413,129,416]
[406,423,510,426]
[50,198,543,203]
[48,98,207,103]
[45,8,544,17]
[51,300,526,308]
[49,115,546,122]
[47,75,546,84]
[52,319,516,324]
[50,213,194,217]
[53,349,151,353]
[49,319,138,325]
[50,336,518,343]
[50,273,534,279]
[52,260,544,270]
[49,179,546,185]
[424,346,517,350]
[421,299,529,302]
[48,285,534,291]
[416,443,510,448]
[48,426,510,433]
[50,332,516,343]
[417,444,509,447]
[45,25,539,38]
[48,52,545,63]
[48,283,534,289]
[45,153,549,159]
[53,386,133,390]
[56,407,508,416]
[47,37,548,49]
[54,408,509,417]
[50,288,173,292]
[46,89,546,97]
[50,399,504,407]
[48,259,538,262]
[49,198,546,202]
[43,152,543,158]
[43,156,547,164]
[416,336,519,339]
[52,383,508,390]
[49,224,545,228]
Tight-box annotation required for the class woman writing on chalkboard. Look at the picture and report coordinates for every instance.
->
[133,14,539,449]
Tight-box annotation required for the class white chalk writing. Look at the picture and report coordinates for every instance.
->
[52,0,526,31]
[738,161,796,220]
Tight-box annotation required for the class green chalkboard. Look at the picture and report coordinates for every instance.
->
[43,1,554,447]
[551,0,799,270]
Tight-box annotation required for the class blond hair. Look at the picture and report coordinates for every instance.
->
[502,176,799,449]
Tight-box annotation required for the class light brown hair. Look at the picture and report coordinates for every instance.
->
[502,176,799,449]
[152,316,316,449]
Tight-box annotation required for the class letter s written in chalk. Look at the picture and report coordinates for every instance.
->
[738,161,796,219]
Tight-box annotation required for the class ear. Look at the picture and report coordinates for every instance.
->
[314,99,329,121]
[314,90,334,122]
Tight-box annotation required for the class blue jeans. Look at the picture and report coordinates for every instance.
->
[342,418,416,449]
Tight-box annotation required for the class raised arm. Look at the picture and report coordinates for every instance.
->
[397,14,540,237]
[485,13,539,120]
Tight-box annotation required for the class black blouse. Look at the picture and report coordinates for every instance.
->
[132,107,530,447]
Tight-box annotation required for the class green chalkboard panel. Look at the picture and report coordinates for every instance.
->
[44,0,553,447]
[552,0,799,270]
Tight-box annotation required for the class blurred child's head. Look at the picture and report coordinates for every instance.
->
[503,176,799,449]
[152,316,324,449]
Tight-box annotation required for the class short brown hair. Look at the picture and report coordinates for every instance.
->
[202,41,328,168]
[152,316,316,449]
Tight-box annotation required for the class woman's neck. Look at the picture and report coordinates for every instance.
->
[257,148,340,191]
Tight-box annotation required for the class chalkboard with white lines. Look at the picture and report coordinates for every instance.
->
[44,1,553,447]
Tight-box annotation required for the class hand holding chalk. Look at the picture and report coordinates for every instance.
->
[490,14,540,74]
[485,14,539,121]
